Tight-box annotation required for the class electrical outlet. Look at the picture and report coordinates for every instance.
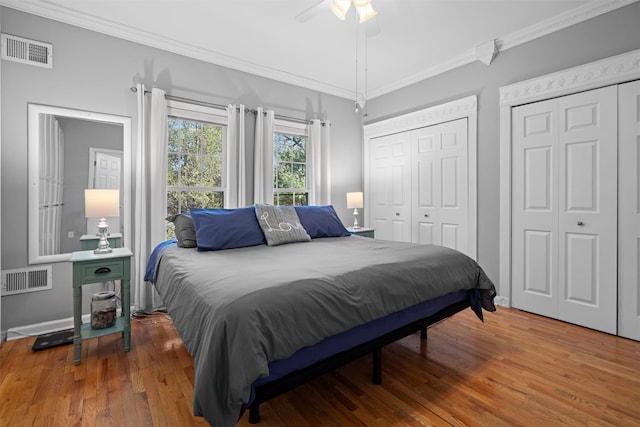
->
[67,231,74,238]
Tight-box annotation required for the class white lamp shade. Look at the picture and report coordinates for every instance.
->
[346,191,364,209]
[330,0,352,20]
[85,189,120,218]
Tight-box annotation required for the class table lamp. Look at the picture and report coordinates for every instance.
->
[85,189,120,254]
[346,191,364,230]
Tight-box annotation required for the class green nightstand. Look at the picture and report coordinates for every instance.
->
[69,247,132,365]
[347,227,375,238]
[79,232,122,251]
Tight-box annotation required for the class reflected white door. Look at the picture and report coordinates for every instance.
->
[412,118,468,253]
[619,80,640,341]
[369,133,412,242]
[93,151,122,189]
[87,150,123,234]
[512,85,617,334]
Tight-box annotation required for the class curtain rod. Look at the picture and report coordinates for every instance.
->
[129,86,325,125]
[130,86,228,111]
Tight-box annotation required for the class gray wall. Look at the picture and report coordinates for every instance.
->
[365,2,640,298]
[0,7,363,333]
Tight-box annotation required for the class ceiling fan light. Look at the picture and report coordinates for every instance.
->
[330,0,352,21]
[356,3,377,23]
[352,0,371,7]
[358,5,378,24]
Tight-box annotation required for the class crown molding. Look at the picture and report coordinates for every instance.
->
[0,0,354,99]
[500,48,640,106]
[368,50,477,99]
[0,0,636,101]
[369,0,637,99]
[499,0,637,52]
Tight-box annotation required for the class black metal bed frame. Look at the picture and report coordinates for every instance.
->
[247,296,471,423]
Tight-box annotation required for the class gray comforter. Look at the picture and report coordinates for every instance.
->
[149,236,496,427]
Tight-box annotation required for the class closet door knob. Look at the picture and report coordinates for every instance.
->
[577,221,584,226]
[395,212,400,216]
[424,214,429,217]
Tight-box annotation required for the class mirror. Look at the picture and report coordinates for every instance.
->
[28,104,132,264]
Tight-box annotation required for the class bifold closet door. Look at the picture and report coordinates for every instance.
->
[369,132,412,242]
[619,80,640,341]
[512,85,617,334]
[411,118,468,253]
[511,97,560,319]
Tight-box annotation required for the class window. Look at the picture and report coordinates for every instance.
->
[273,121,308,206]
[166,102,227,238]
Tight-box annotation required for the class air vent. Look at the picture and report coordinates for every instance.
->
[1,33,53,68]
[1,266,53,296]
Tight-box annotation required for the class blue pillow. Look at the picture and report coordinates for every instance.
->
[190,207,266,251]
[295,205,350,239]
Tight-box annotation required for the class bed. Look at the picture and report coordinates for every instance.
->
[145,205,496,427]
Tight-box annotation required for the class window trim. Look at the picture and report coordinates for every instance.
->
[273,119,309,206]
[166,100,228,213]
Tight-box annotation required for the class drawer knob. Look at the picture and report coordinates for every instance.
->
[94,267,112,275]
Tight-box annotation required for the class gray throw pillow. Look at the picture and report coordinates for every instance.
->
[166,213,197,248]
[254,204,311,246]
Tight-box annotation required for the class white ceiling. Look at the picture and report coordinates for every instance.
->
[2,0,634,100]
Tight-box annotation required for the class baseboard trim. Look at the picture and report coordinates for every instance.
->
[4,307,128,341]
[495,295,511,308]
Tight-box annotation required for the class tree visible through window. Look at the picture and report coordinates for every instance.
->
[273,131,308,206]
[166,117,225,237]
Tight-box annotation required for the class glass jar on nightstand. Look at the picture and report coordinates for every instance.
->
[91,291,117,329]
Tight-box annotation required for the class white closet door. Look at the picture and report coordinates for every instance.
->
[369,132,411,242]
[557,86,617,334]
[619,80,640,341]
[411,118,468,253]
[511,98,559,318]
[512,86,617,333]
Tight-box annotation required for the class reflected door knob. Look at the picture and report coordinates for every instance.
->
[395,212,400,216]
[577,221,584,226]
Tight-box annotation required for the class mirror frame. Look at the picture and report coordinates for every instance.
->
[28,104,132,264]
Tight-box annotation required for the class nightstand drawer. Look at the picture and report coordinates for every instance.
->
[76,259,126,283]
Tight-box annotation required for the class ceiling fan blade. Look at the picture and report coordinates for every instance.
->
[294,0,328,23]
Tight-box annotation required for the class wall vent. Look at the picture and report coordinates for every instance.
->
[1,33,53,68]
[1,266,53,296]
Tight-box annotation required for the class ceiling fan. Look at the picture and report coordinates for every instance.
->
[295,0,381,35]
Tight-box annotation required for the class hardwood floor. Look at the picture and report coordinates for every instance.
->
[1,307,639,426]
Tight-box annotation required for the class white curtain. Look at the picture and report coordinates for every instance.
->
[226,104,246,208]
[253,107,275,204]
[39,114,64,255]
[134,84,167,311]
[308,119,332,205]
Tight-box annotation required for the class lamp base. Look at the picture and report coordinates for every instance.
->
[93,246,113,255]
[94,219,112,254]
[352,208,360,230]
